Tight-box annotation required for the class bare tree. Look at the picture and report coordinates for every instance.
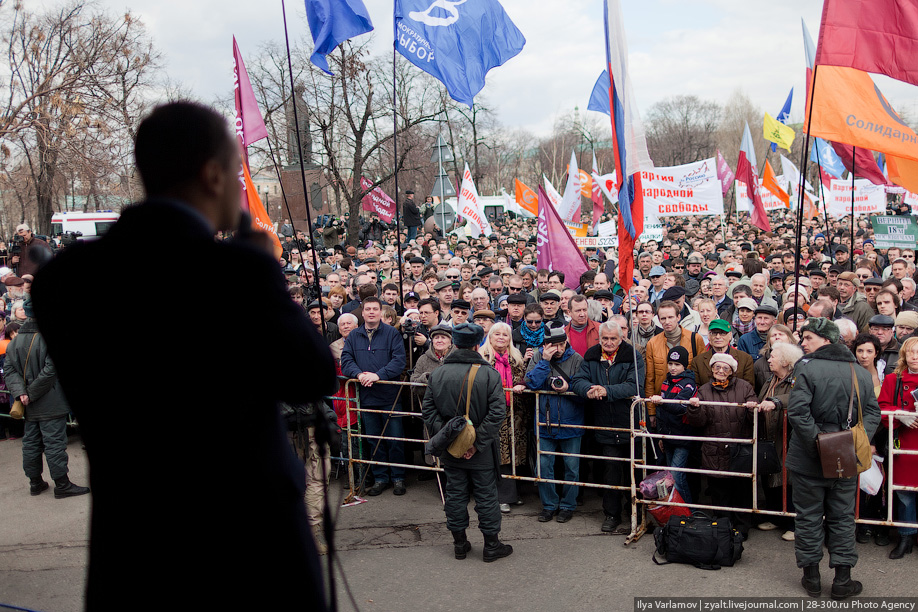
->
[645,95,721,166]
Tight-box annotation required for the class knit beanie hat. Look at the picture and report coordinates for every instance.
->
[800,317,840,344]
[667,346,689,368]
[709,352,738,373]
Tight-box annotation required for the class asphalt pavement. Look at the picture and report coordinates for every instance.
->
[1,437,915,612]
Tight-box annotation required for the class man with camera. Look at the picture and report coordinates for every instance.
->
[10,224,53,277]
[516,326,584,523]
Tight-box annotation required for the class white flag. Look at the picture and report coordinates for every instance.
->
[558,151,582,222]
[543,174,563,210]
[593,170,619,204]
[780,154,814,196]
[457,163,492,238]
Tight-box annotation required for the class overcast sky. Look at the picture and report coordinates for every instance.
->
[85,0,917,136]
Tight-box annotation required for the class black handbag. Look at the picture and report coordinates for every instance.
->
[728,440,782,474]
[653,512,744,570]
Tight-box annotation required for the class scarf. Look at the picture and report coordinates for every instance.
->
[732,310,755,335]
[664,327,683,348]
[519,321,545,348]
[638,324,657,340]
[494,352,514,404]
[711,378,730,390]
[602,348,619,363]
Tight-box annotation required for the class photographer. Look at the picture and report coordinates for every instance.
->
[10,224,53,277]
[358,213,388,244]
[517,327,584,523]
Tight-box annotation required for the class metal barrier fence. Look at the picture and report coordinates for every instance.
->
[336,377,918,542]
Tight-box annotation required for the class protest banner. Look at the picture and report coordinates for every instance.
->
[360,177,396,223]
[736,179,788,212]
[870,215,918,249]
[640,158,723,217]
[827,178,886,217]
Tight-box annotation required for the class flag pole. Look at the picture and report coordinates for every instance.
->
[792,65,819,334]
[391,45,404,313]
[850,146,856,271]
[812,145,833,240]
[281,0,325,334]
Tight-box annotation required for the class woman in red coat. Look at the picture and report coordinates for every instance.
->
[877,336,918,560]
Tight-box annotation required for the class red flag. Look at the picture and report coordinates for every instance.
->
[829,141,887,185]
[819,166,834,190]
[737,122,770,231]
[359,177,396,224]
[816,0,918,87]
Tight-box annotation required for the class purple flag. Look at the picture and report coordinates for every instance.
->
[716,149,735,196]
[536,186,589,291]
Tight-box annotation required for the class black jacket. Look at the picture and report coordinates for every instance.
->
[571,341,645,446]
[32,199,335,611]
[403,197,421,228]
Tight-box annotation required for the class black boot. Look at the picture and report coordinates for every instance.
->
[801,565,821,597]
[29,477,49,496]
[482,533,513,563]
[451,530,471,560]
[53,477,90,499]
[889,534,915,560]
[830,565,862,600]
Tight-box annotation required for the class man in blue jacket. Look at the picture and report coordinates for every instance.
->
[519,327,584,524]
[341,297,408,495]
[737,303,777,361]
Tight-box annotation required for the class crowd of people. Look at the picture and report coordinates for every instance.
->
[1,101,917,599]
[270,195,918,589]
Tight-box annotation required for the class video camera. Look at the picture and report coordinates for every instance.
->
[61,231,82,248]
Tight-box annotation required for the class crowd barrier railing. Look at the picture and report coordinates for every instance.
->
[336,379,918,541]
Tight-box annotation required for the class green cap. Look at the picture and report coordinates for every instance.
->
[708,319,731,333]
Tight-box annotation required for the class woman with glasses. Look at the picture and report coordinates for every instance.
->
[479,322,529,512]
[513,304,545,364]
[686,352,759,539]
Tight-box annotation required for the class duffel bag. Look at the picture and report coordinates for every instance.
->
[652,512,743,570]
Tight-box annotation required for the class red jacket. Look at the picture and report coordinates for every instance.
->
[877,371,918,488]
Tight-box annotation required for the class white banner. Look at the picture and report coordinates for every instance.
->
[457,163,492,237]
[736,180,789,212]
[558,151,582,222]
[640,158,724,217]
[827,179,886,217]
[543,175,563,210]
[593,170,619,205]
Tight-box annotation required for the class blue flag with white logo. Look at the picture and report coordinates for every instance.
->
[810,137,846,179]
[305,0,374,75]
[394,0,525,107]
[770,88,793,152]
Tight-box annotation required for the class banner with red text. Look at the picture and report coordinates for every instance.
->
[827,178,887,217]
[360,177,396,223]
[457,163,492,237]
[640,158,723,217]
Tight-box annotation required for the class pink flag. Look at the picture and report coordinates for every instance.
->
[233,37,268,149]
[591,152,604,230]
[716,149,735,196]
[233,37,269,212]
[360,177,396,224]
[536,185,589,291]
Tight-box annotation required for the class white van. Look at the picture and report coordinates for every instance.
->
[50,211,120,240]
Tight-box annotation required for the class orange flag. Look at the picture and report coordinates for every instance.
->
[514,179,538,215]
[242,160,283,259]
[803,190,820,220]
[805,66,918,162]
[761,160,790,208]
[579,169,591,199]
[886,155,918,194]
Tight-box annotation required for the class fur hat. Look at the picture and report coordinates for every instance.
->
[452,322,484,348]
[800,317,840,344]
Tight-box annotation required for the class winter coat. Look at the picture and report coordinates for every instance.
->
[481,352,529,466]
[715,295,734,320]
[691,347,756,390]
[571,341,646,446]
[656,370,699,448]
[524,344,585,439]
[737,330,767,361]
[340,323,407,407]
[679,307,703,332]
[644,329,706,410]
[840,292,874,333]
[877,371,918,488]
[421,349,506,470]
[2,320,70,421]
[757,370,795,488]
[329,339,357,428]
[410,345,453,401]
[565,319,601,357]
[786,342,881,478]
[685,377,757,474]
[879,338,900,378]
[403,198,422,228]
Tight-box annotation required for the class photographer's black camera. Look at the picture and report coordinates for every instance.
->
[550,376,565,390]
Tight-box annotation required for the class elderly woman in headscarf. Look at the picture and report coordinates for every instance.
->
[754,341,804,541]
[686,351,758,539]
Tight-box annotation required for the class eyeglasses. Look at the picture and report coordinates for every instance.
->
[508,286,523,292]
[446,275,459,280]
[673,265,684,270]
[864,286,880,292]
[711,364,733,372]
[525,318,543,325]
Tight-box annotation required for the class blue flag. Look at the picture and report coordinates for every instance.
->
[587,71,611,116]
[305,0,374,75]
[810,137,846,179]
[394,0,525,107]
[770,88,793,152]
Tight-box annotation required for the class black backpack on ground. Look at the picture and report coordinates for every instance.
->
[652,512,744,570]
